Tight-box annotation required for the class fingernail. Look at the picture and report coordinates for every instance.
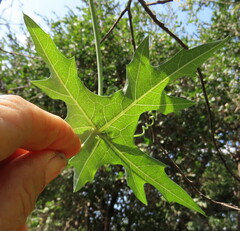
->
[45,152,68,184]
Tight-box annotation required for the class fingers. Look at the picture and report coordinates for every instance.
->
[0,95,79,230]
[0,150,67,231]
[0,149,29,167]
[0,95,81,161]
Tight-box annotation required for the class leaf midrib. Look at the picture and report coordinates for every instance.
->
[102,136,199,212]
[27,18,96,130]
[99,41,223,133]
[74,138,101,190]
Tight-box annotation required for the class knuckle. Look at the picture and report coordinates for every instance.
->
[0,95,31,134]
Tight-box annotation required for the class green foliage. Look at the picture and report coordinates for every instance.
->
[1,0,239,229]
[24,12,226,215]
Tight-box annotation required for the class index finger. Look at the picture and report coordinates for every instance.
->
[0,95,81,161]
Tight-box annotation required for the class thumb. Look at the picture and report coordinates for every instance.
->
[0,151,67,231]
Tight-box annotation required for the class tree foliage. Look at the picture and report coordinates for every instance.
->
[0,0,239,230]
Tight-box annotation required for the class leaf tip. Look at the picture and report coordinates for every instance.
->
[23,13,31,25]
[23,13,41,31]
[136,36,149,51]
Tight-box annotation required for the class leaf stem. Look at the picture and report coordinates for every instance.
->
[88,0,103,96]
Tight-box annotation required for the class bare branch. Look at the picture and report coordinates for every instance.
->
[138,0,188,49]
[8,84,31,91]
[197,68,240,182]
[162,148,240,211]
[100,0,136,50]
[0,82,31,94]
[146,0,173,6]
[138,0,240,183]
[0,47,37,59]
[100,3,129,44]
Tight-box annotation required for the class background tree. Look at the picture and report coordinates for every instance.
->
[0,0,239,230]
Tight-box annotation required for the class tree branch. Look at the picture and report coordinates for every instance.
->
[138,0,188,49]
[197,68,240,183]
[146,0,173,6]
[0,47,37,59]
[8,84,31,91]
[100,0,136,51]
[138,0,240,183]
[161,148,240,211]
[100,3,129,44]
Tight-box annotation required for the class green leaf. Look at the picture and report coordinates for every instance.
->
[24,13,227,215]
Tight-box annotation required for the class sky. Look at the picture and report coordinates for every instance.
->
[0,0,81,34]
[0,0,212,46]
[0,0,81,21]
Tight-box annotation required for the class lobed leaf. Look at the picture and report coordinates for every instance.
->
[24,13,227,215]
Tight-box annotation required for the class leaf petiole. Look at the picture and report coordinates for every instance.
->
[88,0,104,96]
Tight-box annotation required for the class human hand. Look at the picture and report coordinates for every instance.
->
[0,95,81,231]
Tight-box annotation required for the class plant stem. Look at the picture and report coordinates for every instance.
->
[88,0,103,96]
